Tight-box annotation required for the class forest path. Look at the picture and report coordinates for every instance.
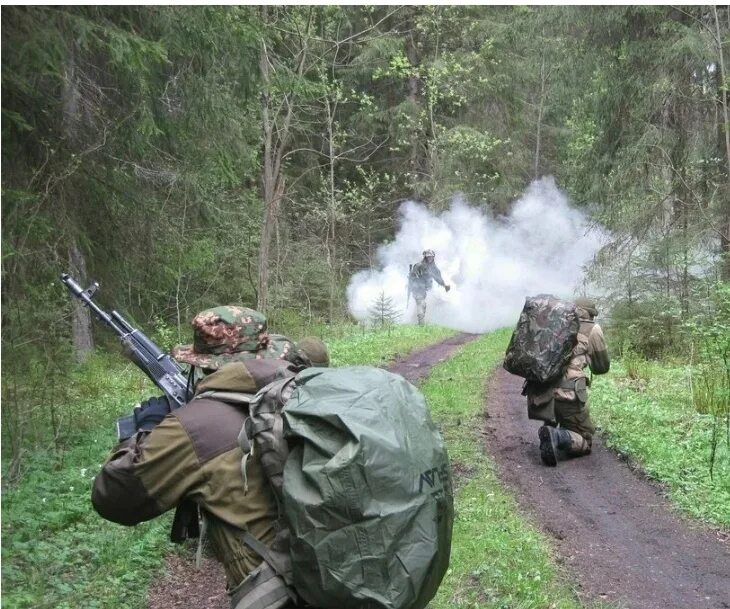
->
[484,366,730,609]
[146,331,479,609]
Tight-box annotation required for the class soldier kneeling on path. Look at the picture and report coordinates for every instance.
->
[527,297,610,466]
[408,249,450,325]
[91,305,328,608]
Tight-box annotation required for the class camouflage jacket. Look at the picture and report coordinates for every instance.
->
[553,308,610,402]
[92,360,298,590]
[409,260,447,291]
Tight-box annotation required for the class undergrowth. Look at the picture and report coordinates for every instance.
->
[590,360,730,527]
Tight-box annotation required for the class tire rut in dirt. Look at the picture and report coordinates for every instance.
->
[484,366,730,609]
[146,332,478,609]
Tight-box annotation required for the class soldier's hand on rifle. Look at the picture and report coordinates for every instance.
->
[445,285,451,292]
[134,396,172,431]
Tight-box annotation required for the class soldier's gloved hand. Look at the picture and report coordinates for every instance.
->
[134,396,171,431]
[445,285,451,292]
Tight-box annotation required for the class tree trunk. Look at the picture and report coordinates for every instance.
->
[405,12,424,193]
[534,47,548,179]
[256,8,310,311]
[325,96,338,322]
[257,25,282,313]
[258,141,284,313]
[714,6,730,179]
[713,6,730,280]
[68,239,94,364]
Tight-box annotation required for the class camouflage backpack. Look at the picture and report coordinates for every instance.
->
[232,366,454,609]
[503,294,580,385]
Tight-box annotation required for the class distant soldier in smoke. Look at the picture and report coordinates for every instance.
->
[408,249,450,325]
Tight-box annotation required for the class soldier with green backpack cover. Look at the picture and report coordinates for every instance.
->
[91,305,329,607]
[92,304,453,609]
[504,295,610,466]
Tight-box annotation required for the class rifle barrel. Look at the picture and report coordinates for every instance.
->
[60,273,125,334]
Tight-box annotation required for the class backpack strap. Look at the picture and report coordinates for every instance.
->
[193,390,256,404]
[240,531,292,581]
[236,376,299,593]
[229,558,294,609]
[246,377,297,501]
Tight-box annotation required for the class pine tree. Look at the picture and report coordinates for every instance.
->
[368,291,401,333]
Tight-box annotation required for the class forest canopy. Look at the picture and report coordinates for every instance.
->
[2,5,729,459]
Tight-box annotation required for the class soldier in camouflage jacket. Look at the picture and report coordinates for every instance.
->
[92,306,328,608]
[527,297,610,466]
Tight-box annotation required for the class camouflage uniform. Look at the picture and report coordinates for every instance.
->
[527,297,610,464]
[409,250,450,325]
[93,307,329,608]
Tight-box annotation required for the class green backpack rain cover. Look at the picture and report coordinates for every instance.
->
[282,366,454,609]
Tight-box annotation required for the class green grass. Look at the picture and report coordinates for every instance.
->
[1,358,175,609]
[1,323,454,609]
[328,323,455,367]
[16,324,715,609]
[590,360,730,527]
[423,329,585,609]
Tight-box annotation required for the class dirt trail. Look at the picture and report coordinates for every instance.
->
[484,366,730,609]
[146,332,479,609]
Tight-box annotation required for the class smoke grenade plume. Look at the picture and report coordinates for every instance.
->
[346,177,607,333]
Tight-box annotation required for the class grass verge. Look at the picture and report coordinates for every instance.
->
[590,360,730,527]
[423,329,585,609]
[1,323,455,609]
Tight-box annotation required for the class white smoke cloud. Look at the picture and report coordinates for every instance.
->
[346,177,608,333]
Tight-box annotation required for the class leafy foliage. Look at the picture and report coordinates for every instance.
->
[2,3,729,477]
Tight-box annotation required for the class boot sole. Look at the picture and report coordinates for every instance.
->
[539,426,558,467]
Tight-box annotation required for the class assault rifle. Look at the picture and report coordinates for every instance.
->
[60,273,192,441]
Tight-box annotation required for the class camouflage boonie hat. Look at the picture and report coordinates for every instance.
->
[172,306,273,369]
[423,249,435,258]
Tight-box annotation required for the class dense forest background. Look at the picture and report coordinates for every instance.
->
[2,6,729,467]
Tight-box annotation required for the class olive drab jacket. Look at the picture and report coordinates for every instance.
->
[92,359,297,589]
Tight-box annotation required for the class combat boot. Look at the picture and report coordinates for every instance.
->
[538,426,572,466]
[538,425,559,466]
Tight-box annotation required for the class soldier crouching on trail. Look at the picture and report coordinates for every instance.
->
[91,306,328,608]
[408,249,451,325]
[527,297,610,466]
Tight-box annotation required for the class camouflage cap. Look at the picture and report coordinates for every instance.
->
[267,334,297,360]
[574,297,598,317]
[172,305,273,370]
[296,336,329,367]
[423,249,436,258]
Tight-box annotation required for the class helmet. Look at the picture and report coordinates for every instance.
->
[172,305,271,369]
[574,297,598,317]
[422,249,435,258]
[296,336,330,367]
